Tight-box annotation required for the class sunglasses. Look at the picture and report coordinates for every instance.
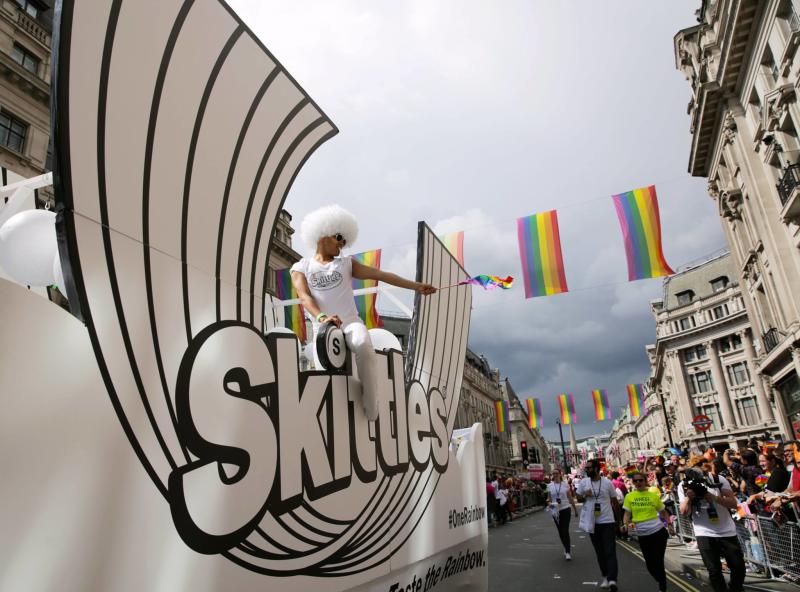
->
[632,479,646,483]
[333,233,346,245]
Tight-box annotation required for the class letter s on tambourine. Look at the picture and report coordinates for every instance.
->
[316,323,347,371]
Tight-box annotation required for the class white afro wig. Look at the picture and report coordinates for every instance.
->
[299,204,359,250]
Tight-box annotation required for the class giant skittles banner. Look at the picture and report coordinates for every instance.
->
[0,1,486,590]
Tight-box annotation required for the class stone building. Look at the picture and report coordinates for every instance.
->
[647,252,781,450]
[0,0,52,204]
[608,407,640,466]
[675,0,800,441]
[500,378,550,475]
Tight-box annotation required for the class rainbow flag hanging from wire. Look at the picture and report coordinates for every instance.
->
[275,268,307,341]
[592,389,612,421]
[557,393,576,425]
[517,210,569,299]
[440,230,465,266]
[352,249,384,329]
[627,383,646,418]
[612,185,674,281]
[526,398,542,429]
[495,400,509,433]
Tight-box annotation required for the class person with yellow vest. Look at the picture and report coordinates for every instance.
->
[622,471,670,592]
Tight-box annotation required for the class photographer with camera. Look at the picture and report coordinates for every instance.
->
[678,456,744,592]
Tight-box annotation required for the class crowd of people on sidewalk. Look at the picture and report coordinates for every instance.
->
[484,437,800,592]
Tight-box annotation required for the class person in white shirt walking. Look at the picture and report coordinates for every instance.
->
[546,469,578,559]
[291,205,435,420]
[576,459,621,591]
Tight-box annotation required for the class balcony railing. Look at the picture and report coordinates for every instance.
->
[762,327,781,354]
[777,163,800,206]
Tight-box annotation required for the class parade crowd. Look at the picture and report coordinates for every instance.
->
[486,438,800,592]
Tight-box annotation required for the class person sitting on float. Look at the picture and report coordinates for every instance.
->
[291,204,436,420]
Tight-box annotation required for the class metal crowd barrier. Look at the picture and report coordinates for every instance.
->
[667,494,800,585]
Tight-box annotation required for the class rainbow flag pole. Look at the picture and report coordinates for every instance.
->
[517,210,569,299]
[495,400,509,433]
[352,249,383,329]
[526,398,542,429]
[627,383,646,418]
[612,185,674,281]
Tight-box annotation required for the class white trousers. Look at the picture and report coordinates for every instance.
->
[313,320,379,420]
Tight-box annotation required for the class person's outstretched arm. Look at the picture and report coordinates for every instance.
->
[352,260,436,294]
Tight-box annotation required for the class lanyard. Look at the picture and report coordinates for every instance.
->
[590,478,601,499]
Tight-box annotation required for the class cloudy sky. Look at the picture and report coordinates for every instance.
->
[228,0,727,441]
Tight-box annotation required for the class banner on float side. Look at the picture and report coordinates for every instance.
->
[516,210,568,298]
[352,249,383,329]
[612,186,674,281]
[18,0,488,589]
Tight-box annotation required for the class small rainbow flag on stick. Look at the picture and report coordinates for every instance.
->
[440,230,465,266]
[495,400,509,433]
[526,398,543,429]
[612,186,674,281]
[592,389,612,421]
[275,269,307,341]
[457,275,514,290]
[627,383,646,418]
[517,210,569,299]
[557,393,576,425]
[352,249,383,329]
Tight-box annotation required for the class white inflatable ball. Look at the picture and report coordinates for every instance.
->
[368,328,402,352]
[0,209,58,287]
[53,251,65,294]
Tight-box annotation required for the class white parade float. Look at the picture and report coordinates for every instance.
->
[0,1,488,591]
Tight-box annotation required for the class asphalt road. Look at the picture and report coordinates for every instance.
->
[487,508,707,592]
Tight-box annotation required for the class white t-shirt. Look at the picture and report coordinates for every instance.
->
[547,482,571,511]
[291,256,360,327]
[677,475,737,538]
[497,488,508,505]
[576,477,616,525]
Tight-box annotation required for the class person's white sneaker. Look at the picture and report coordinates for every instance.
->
[608,580,617,592]
[565,552,572,560]
[599,578,609,589]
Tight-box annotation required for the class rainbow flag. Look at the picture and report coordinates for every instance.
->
[627,383,646,418]
[517,210,568,299]
[440,230,465,266]
[526,398,542,429]
[351,249,383,329]
[275,268,307,341]
[592,389,612,421]
[495,400,509,433]
[612,185,674,281]
[458,275,514,290]
[557,393,576,425]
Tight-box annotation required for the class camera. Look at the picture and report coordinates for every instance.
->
[683,469,710,499]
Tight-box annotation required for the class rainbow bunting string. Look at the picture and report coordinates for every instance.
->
[627,383,646,418]
[275,268,307,341]
[526,398,543,429]
[495,400,509,433]
[517,210,569,299]
[440,230,465,266]
[557,393,576,425]
[351,249,384,329]
[458,275,514,290]
[592,389,612,421]
[612,185,674,281]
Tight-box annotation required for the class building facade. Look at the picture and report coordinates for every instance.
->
[675,0,800,441]
[608,408,640,466]
[647,252,782,450]
[501,378,550,476]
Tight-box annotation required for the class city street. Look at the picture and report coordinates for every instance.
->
[488,509,703,592]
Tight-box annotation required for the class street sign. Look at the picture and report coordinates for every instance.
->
[692,414,713,432]
[529,463,544,481]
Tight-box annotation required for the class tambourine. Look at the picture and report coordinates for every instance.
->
[315,322,347,371]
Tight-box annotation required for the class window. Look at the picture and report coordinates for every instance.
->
[14,0,38,18]
[0,110,27,153]
[678,316,695,331]
[711,304,729,320]
[685,348,696,363]
[10,43,39,75]
[718,334,742,353]
[676,290,694,306]
[727,362,750,386]
[689,371,714,394]
[710,277,728,293]
[698,403,723,430]
[736,397,760,426]
[683,345,707,363]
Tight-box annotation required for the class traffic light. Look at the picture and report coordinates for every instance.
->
[520,440,529,462]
